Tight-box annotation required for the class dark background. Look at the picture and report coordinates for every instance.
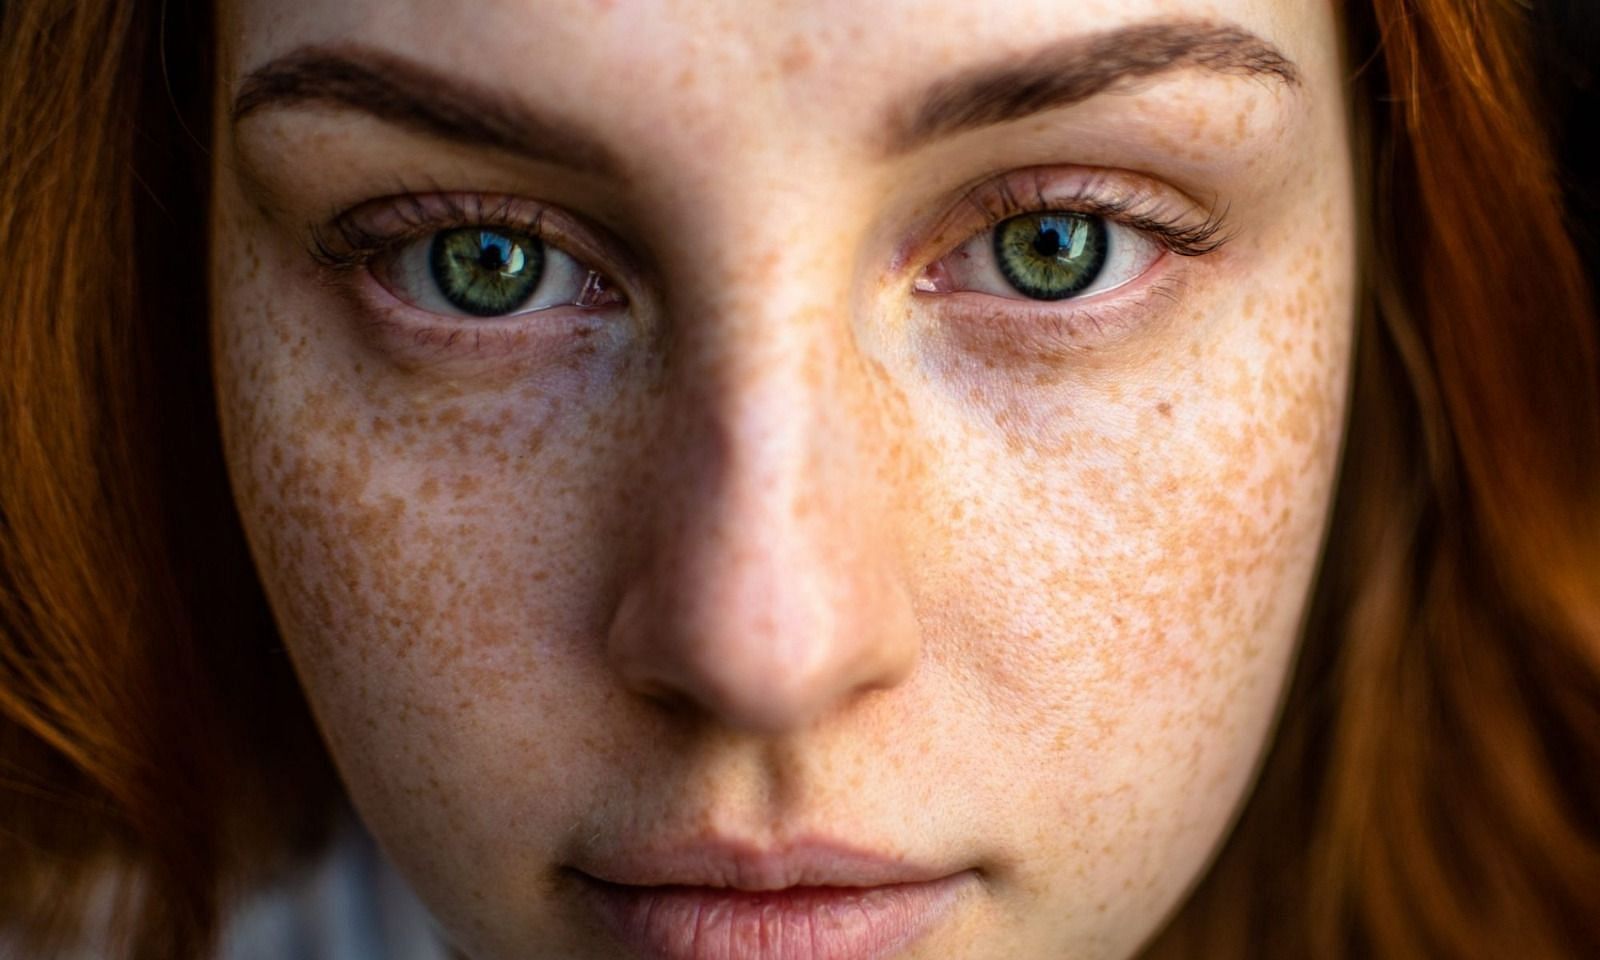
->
[1530,0,1600,313]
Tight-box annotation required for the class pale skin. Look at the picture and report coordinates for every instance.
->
[210,0,1356,956]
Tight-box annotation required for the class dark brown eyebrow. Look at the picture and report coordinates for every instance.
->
[886,21,1300,154]
[231,45,622,177]
[233,24,1295,174]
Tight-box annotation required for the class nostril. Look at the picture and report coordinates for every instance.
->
[631,681,700,719]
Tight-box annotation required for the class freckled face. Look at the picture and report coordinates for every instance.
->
[211,0,1355,957]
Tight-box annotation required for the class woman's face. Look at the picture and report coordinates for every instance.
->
[211,0,1355,956]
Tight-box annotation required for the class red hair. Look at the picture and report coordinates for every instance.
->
[1147,0,1600,956]
[1,3,337,956]
[1,1,1596,957]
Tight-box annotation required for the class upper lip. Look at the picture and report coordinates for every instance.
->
[575,834,959,891]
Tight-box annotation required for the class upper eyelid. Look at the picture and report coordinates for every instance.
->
[962,167,1208,227]
[308,192,633,280]
[968,189,1231,256]
[906,167,1233,270]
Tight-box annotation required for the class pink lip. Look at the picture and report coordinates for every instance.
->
[572,835,977,959]
[580,873,975,960]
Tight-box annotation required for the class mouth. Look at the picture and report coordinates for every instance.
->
[576,872,978,960]
[570,833,980,959]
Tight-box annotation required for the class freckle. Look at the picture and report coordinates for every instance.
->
[778,36,814,75]
[419,477,439,501]
[1081,466,1112,499]
[1157,402,1172,418]
[299,390,331,431]
[745,250,782,289]
[372,416,391,437]
[451,474,481,499]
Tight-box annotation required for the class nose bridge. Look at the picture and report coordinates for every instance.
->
[604,208,921,735]
[662,177,866,531]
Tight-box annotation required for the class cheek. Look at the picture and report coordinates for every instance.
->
[209,187,652,848]
[900,195,1352,931]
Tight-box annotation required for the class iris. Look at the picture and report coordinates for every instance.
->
[428,227,545,316]
[992,212,1108,300]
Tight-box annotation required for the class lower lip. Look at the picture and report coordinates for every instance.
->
[581,871,975,960]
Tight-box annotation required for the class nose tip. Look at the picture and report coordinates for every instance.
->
[605,531,920,735]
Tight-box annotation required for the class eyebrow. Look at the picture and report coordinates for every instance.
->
[885,20,1300,154]
[232,21,1298,172]
[232,44,624,177]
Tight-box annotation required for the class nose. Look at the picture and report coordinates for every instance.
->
[603,287,922,736]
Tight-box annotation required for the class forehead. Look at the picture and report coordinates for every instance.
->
[218,0,1315,142]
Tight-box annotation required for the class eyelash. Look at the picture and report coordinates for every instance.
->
[304,172,1230,362]
[313,193,552,273]
[951,172,1232,261]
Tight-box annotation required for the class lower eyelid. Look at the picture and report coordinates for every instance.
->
[917,254,1191,362]
[345,277,627,378]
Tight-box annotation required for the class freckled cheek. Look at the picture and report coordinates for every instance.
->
[215,375,654,849]
[212,267,644,732]
[226,397,612,647]
[914,262,1350,754]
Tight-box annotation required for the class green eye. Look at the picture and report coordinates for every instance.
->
[429,228,545,317]
[992,213,1108,301]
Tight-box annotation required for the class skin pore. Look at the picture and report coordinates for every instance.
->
[210,0,1355,957]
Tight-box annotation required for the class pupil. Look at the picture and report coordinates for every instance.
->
[1032,228,1063,258]
[477,234,508,269]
